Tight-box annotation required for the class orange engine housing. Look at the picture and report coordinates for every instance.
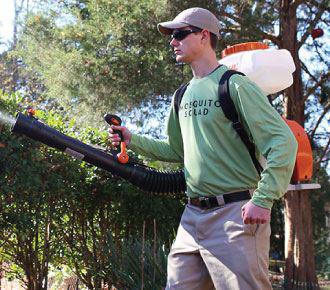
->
[284,118,313,183]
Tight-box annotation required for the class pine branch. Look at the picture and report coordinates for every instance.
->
[300,60,318,83]
[313,41,328,63]
[221,11,242,24]
[220,27,241,34]
[221,11,280,45]
[15,0,26,14]
[310,103,330,141]
[303,71,330,102]
[309,0,330,13]
[298,3,327,49]
[314,136,330,173]
[291,0,306,9]
[217,0,231,12]
[259,31,280,46]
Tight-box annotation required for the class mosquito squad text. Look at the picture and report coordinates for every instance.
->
[179,99,221,117]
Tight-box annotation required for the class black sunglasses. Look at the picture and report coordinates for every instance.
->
[171,28,202,41]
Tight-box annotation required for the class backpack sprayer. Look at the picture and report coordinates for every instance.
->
[220,42,319,190]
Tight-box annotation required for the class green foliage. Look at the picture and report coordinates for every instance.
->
[0,48,46,106]
[98,233,169,289]
[16,0,185,125]
[0,91,183,288]
[311,163,330,277]
[0,92,91,289]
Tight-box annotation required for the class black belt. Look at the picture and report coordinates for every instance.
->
[188,190,251,209]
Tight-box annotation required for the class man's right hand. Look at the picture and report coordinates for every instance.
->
[108,125,132,146]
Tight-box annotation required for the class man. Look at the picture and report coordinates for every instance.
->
[109,7,297,290]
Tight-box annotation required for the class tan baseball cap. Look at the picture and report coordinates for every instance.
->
[157,7,220,38]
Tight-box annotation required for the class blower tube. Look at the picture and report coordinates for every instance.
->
[11,113,186,196]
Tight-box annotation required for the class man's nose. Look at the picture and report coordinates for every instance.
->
[170,38,178,47]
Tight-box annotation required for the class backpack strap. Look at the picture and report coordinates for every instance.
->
[219,70,263,176]
[174,82,189,115]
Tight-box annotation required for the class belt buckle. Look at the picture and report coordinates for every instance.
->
[216,195,225,206]
[199,197,211,209]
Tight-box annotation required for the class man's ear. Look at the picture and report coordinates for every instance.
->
[201,30,210,43]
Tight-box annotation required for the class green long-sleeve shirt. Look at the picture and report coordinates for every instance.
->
[129,65,298,209]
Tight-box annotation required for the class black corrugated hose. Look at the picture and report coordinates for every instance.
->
[11,113,186,196]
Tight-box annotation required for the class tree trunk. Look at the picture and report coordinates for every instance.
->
[0,261,2,290]
[280,0,319,288]
[11,0,22,92]
[284,191,319,289]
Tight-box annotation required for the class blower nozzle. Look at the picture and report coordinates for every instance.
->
[11,113,186,196]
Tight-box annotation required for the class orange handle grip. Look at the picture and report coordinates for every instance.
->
[104,113,130,163]
[117,142,129,164]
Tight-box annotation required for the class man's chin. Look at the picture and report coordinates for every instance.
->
[176,55,188,63]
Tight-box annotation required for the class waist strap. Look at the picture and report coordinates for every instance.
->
[188,190,251,209]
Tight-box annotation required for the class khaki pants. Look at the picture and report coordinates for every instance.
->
[166,200,272,290]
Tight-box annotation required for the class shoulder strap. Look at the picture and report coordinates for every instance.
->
[219,70,263,176]
[174,83,189,115]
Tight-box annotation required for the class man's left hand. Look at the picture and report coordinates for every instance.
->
[241,201,271,224]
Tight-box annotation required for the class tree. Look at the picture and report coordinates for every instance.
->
[0,0,46,105]
[15,0,186,125]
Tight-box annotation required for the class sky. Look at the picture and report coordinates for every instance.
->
[0,0,15,47]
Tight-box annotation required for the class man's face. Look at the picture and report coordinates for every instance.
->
[170,27,204,63]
